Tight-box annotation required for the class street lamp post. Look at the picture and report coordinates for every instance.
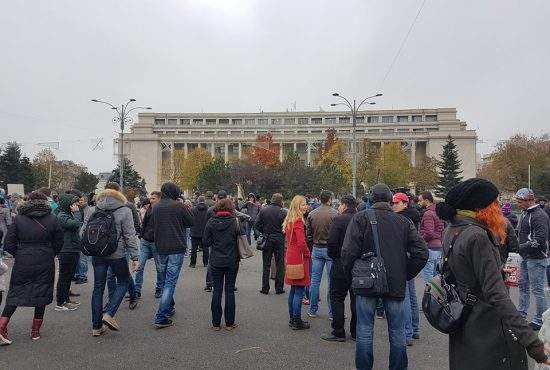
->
[331,92,382,197]
[91,99,151,191]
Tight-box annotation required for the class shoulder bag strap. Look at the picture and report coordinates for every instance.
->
[366,209,382,257]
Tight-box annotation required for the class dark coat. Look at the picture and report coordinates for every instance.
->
[4,200,63,307]
[505,212,518,229]
[341,202,428,299]
[327,209,356,280]
[445,218,546,369]
[126,201,141,235]
[203,213,239,268]
[400,206,421,230]
[254,203,287,247]
[190,203,209,238]
[153,197,193,255]
[140,205,154,242]
[517,205,550,260]
[57,193,82,254]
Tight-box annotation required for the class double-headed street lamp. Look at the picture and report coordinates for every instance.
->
[331,92,383,197]
[91,99,152,191]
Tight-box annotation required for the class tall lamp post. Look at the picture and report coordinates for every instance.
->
[331,92,382,197]
[91,99,152,191]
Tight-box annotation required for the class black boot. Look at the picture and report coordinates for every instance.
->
[291,318,310,330]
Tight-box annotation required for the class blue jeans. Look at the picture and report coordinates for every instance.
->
[211,264,238,327]
[309,246,333,316]
[518,258,549,326]
[107,256,136,301]
[421,249,442,283]
[134,239,164,294]
[245,222,258,245]
[155,253,184,323]
[356,296,407,370]
[91,257,130,330]
[404,279,419,340]
[74,252,88,280]
[288,285,306,320]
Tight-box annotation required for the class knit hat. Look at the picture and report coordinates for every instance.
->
[515,188,535,201]
[371,184,393,203]
[436,178,499,221]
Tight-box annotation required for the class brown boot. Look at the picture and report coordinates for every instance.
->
[31,319,43,340]
[0,316,12,345]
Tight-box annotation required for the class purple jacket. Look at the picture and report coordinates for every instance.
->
[420,204,445,248]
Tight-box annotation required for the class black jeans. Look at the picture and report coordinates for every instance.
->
[190,237,209,267]
[56,252,80,305]
[2,304,46,319]
[330,259,357,338]
[262,242,285,293]
[211,264,239,327]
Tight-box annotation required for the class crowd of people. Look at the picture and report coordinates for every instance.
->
[0,180,550,369]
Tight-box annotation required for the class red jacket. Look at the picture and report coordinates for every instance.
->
[420,204,444,248]
[284,218,311,286]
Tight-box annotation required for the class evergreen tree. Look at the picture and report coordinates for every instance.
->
[109,158,146,193]
[437,135,463,196]
[75,171,99,194]
[197,157,233,193]
[0,142,35,192]
[278,151,318,200]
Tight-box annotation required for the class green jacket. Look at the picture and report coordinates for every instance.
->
[57,193,82,254]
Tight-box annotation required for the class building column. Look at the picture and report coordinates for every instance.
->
[279,143,284,162]
[293,142,297,152]
[411,140,417,167]
[170,141,175,181]
[224,143,229,162]
[210,143,215,157]
[183,142,188,158]
[238,143,242,159]
[307,142,311,165]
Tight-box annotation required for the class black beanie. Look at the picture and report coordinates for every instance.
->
[372,183,392,203]
[436,178,499,221]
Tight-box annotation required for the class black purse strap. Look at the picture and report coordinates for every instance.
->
[366,209,382,258]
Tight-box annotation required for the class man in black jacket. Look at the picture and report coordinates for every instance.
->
[190,196,209,268]
[255,193,287,294]
[321,195,357,342]
[516,188,550,330]
[152,182,193,328]
[341,184,427,370]
[135,191,164,299]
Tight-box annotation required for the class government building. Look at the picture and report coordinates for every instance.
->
[122,108,477,192]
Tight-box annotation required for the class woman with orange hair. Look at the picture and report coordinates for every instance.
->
[435,178,550,369]
[283,195,311,330]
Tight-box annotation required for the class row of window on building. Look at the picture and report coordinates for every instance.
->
[153,114,438,126]
[153,126,439,136]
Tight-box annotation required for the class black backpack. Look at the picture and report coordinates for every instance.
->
[81,207,122,257]
[422,225,481,334]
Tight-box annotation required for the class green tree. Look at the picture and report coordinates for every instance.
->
[109,158,146,194]
[377,142,412,189]
[197,157,233,193]
[0,142,35,192]
[437,135,463,196]
[411,157,439,193]
[357,141,381,192]
[278,151,318,199]
[75,171,99,194]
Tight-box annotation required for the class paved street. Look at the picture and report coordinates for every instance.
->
[2,250,450,370]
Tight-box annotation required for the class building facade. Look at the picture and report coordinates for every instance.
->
[121,108,477,192]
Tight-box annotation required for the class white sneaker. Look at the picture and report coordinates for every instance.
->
[55,303,78,311]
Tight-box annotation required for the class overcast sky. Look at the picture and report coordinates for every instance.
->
[1,0,549,174]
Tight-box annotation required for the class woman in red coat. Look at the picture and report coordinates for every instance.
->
[284,195,311,330]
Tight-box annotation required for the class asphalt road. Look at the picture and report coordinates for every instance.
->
[1,249,451,370]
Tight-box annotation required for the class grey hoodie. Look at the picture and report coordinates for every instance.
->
[81,189,139,260]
